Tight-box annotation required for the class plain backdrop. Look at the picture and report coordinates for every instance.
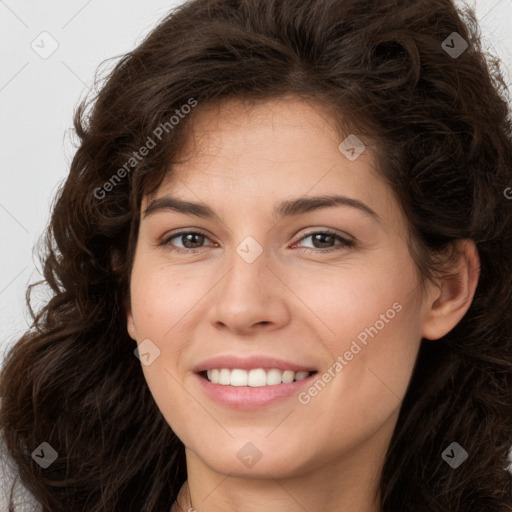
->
[1,0,511,361]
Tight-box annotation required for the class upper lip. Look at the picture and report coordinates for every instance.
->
[192,355,317,373]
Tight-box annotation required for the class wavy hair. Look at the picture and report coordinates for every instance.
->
[1,0,512,510]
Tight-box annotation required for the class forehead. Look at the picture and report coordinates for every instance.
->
[152,96,374,192]
[141,95,404,235]
[171,95,344,162]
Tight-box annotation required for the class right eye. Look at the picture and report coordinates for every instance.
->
[160,230,218,254]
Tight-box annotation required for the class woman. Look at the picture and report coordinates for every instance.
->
[1,0,511,510]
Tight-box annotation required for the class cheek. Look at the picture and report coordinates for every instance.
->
[316,254,420,346]
[128,256,210,428]
[129,255,201,340]
[312,251,423,406]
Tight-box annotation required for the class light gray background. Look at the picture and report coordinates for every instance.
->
[1,0,511,359]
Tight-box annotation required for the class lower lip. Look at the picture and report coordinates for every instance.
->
[194,372,317,410]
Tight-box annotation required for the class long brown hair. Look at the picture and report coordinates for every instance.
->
[1,0,511,510]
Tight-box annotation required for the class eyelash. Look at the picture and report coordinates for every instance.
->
[159,229,355,255]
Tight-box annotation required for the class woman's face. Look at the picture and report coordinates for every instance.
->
[127,96,435,481]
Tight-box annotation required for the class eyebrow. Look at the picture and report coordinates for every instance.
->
[143,194,381,223]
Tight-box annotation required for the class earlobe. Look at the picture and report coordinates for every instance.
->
[422,240,480,341]
[125,300,137,341]
[114,255,137,340]
[127,315,137,341]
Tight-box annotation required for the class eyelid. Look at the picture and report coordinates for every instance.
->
[295,227,354,242]
[159,229,216,250]
[160,227,355,254]
[293,228,355,251]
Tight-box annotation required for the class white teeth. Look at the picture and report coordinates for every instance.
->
[219,368,231,385]
[282,370,295,383]
[248,369,267,387]
[230,369,247,387]
[294,371,310,381]
[204,368,313,387]
[266,368,282,386]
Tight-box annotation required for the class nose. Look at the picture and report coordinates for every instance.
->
[207,245,291,335]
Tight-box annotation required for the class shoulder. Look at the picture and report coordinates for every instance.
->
[0,432,42,512]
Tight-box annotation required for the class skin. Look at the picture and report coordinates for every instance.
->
[126,95,480,512]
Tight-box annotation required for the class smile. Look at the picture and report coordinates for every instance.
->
[203,368,314,387]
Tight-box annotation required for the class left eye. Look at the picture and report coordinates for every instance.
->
[294,230,355,252]
[160,229,354,254]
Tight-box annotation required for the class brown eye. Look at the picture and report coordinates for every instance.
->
[175,232,206,249]
[294,230,355,252]
[160,230,215,254]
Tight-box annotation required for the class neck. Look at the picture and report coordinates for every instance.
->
[178,427,391,512]
[172,402,400,512]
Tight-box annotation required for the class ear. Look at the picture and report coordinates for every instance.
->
[111,250,138,341]
[422,240,480,340]
[126,298,137,341]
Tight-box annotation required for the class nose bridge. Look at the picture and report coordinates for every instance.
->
[208,235,289,331]
[221,238,271,307]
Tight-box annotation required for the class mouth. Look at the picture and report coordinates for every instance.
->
[192,355,319,408]
[199,368,318,387]
[194,368,320,410]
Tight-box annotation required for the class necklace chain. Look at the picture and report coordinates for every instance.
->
[187,480,197,512]
[175,480,197,512]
